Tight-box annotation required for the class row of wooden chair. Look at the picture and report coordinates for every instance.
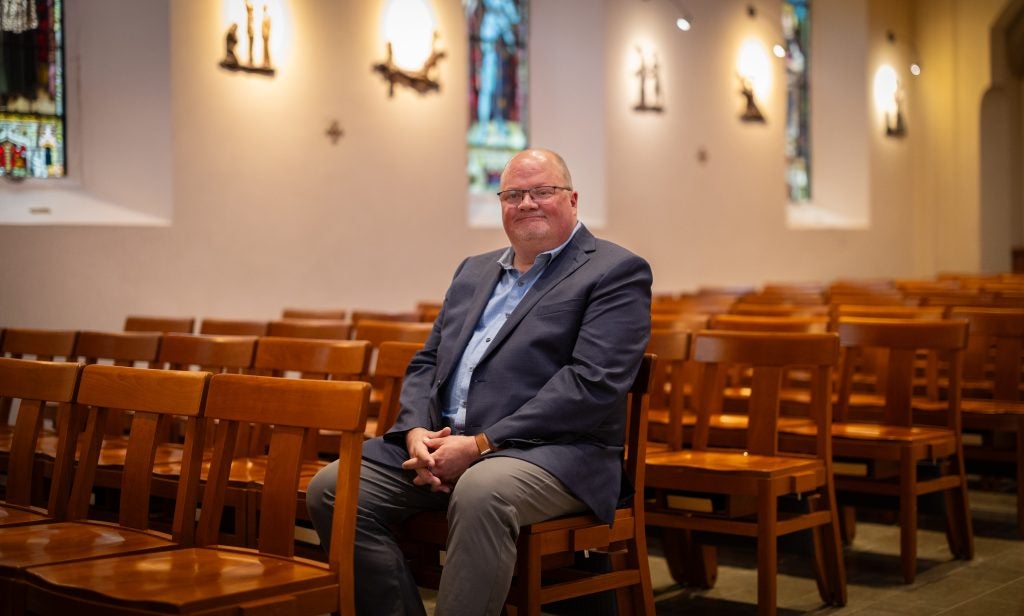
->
[0,357,371,616]
[640,307,1024,614]
[119,303,444,338]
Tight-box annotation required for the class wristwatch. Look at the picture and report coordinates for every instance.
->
[475,432,493,455]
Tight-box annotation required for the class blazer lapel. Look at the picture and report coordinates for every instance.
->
[480,227,596,362]
[438,260,504,383]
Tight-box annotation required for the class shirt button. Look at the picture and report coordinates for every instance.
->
[518,281,524,286]
[485,338,491,342]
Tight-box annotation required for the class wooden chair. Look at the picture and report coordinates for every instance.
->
[401,355,657,616]
[241,336,369,549]
[267,318,352,340]
[0,364,210,613]
[349,319,432,438]
[371,341,426,436]
[809,318,973,583]
[123,315,194,334]
[0,328,78,467]
[645,331,846,615]
[147,333,260,545]
[946,307,1024,536]
[198,317,270,336]
[21,373,371,616]
[0,358,82,528]
[415,300,443,323]
[645,329,692,449]
[281,307,347,320]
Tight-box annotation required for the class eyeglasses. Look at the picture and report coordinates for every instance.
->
[496,185,572,206]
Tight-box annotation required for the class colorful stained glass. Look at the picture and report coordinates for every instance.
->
[464,0,528,196]
[782,0,809,203]
[0,0,65,179]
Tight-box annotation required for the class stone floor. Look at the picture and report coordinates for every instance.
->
[421,486,1024,615]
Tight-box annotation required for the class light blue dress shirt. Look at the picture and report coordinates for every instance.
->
[442,222,582,432]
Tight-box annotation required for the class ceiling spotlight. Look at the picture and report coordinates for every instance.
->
[676,16,692,31]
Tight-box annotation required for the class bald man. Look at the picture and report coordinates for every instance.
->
[308,148,652,615]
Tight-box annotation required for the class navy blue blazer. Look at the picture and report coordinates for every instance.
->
[361,225,652,522]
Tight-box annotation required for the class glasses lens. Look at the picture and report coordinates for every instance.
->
[530,186,557,201]
[500,190,523,205]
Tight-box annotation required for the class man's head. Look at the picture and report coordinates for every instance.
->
[498,149,579,265]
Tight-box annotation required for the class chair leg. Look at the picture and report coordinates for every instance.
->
[756,485,778,616]
[839,504,857,544]
[627,528,656,616]
[662,528,717,589]
[947,453,974,560]
[810,488,847,607]
[899,450,918,584]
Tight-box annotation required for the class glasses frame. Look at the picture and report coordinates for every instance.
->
[496,185,573,206]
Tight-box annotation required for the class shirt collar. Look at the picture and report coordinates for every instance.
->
[498,221,583,271]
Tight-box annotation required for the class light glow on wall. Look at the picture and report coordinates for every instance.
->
[381,0,437,71]
[737,37,772,99]
[872,64,899,116]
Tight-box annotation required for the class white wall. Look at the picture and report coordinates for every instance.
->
[0,0,1008,329]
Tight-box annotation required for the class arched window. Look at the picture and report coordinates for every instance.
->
[782,0,810,203]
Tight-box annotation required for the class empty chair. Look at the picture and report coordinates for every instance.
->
[645,331,846,615]
[21,373,371,616]
[373,341,431,437]
[0,364,210,609]
[349,309,420,325]
[123,315,194,334]
[813,318,973,583]
[198,317,269,336]
[0,358,82,527]
[946,307,1024,536]
[645,329,692,449]
[267,318,352,340]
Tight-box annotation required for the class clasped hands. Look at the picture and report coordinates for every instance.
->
[402,426,480,493]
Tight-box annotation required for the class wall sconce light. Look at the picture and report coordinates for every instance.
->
[873,64,906,137]
[737,37,770,122]
[373,0,446,97]
[219,0,277,76]
[632,45,665,112]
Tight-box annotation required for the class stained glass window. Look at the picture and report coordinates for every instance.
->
[782,0,809,203]
[0,0,65,179]
[464,0,528,198]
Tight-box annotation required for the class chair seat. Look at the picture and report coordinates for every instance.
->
[0,504,50,527]
[646,449,824,478]
[0,521,174,570]
[24,546,337,610]
[960,398,1024,416]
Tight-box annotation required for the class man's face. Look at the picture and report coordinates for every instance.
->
[499,153,578,255]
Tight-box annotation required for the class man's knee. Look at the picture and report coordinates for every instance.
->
[448,462,518,529]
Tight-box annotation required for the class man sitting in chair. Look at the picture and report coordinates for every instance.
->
[307,148,652,616]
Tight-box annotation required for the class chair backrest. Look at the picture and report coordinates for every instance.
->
[267,318,352,340]
[68,364,210,544]
[0,358,82,515]
[198,318,270,336]
[158,333,257,374]
[689,331,840,457]
[74,330,163,367]
[948,307,1024,401]
[835,317,968,427]
[373,341,427,436]
[828,304,946,331]
[710,313,828,333]
[124,315,195,334]
[281,308,347,320]
[645,330,691,449]
[0,328,79,424]
[0,328,78,360]
[349,310,420,325]
[252,337,369,379]
[194,374,370,577]
[650,312,708,332]
[350,319,433,347]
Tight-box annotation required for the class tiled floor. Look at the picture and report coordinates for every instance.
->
[421,485,1024,615]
